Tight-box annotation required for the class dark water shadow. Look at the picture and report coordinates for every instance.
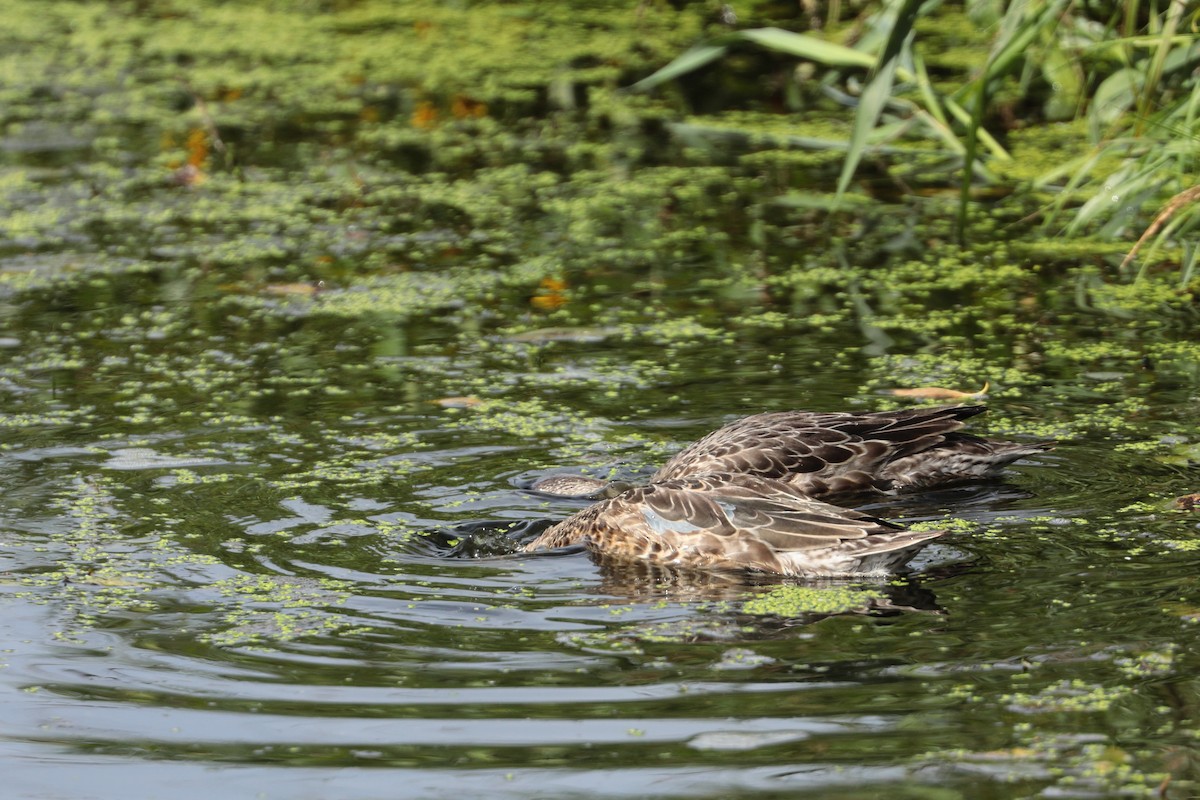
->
[852,481,1049,522]
[416,517,557,558]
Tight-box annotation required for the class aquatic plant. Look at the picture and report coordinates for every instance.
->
[631,0,1200,274]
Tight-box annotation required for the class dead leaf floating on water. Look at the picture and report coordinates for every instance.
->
[891,381,990,400]
[432,396,483,408]
[261,281,325,297]
[213,282,326,297]
[75,574,144,588]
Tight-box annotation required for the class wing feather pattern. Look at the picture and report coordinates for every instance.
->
[651,405,1048,496]
[524,473,944,576]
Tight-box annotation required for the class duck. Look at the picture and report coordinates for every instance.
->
[522,472,945,577]
[523,405,1052,576]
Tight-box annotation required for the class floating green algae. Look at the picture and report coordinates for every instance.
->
[742,584,884,616]
[1002,679,1133,714]
[201,573,359,648]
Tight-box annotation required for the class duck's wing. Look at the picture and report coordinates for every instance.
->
[526,473,944,576]
[651,405,988,495]
[883,436,1054,489]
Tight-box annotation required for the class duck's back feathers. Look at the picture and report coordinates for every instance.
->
[651,405,1050,497]
[883,435,1054,490]
[523,473,944,577]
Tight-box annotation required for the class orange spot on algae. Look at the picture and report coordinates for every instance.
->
[451,95,488,119]
[412,101,438,129]
[531,277,568,311]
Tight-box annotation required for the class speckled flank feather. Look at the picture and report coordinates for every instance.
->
[522,473,946,577]
[652,405,1053,497]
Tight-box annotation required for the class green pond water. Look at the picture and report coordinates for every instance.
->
[2,2,1200,798]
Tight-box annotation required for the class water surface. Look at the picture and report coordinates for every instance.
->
[2,2,1199,798]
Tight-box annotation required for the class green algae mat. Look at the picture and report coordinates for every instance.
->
[1,2,1199,798]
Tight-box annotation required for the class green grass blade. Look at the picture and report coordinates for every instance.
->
[1136,0,1189,131]
[942,97,1011,160]
[630,26,927,96]
[955,77,986,243]
[835,53,904,200]
[1179,241,1199,287]
[984,0,1070,83]
[628,42,734,92]
[739,27,878,69]
[630,28,889,94]
[1134,210,1197,281]
[1085,34,1200,54]
[665,120,945,156]
[1090,67,1141,138]
[834,0,924,203]
[912,51,950,130]
[1066,161,1168,235]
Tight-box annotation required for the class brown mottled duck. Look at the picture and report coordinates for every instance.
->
[523,405,1052,576]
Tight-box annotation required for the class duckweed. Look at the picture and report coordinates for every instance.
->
[742,584,883,616]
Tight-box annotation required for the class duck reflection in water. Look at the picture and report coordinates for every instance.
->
[589,552,955,613]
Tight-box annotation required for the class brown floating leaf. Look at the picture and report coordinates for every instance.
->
[432,396,483,408]
[77,574,143,588]
[890,381,989,400]
[262,282,324,297]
